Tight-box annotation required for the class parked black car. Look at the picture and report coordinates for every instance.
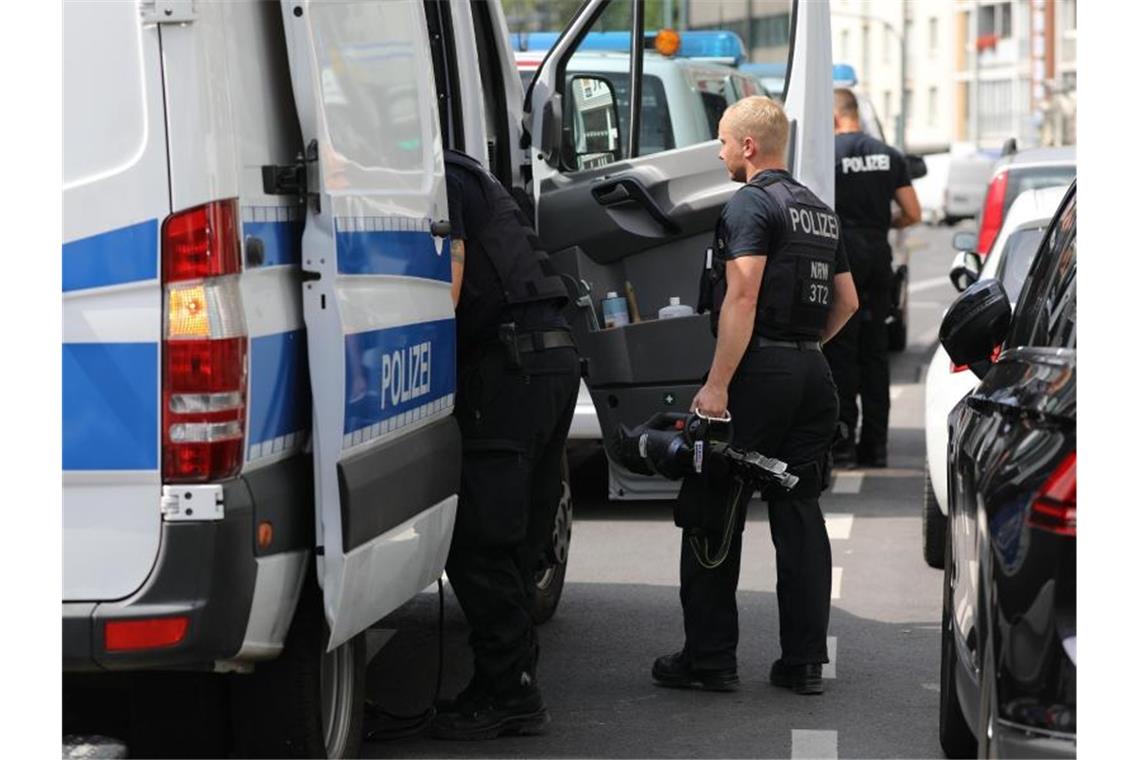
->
[937,182,1075,759]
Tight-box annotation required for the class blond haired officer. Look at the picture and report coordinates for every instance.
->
[653,97,859,695]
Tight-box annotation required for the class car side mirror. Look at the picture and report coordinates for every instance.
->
[951,231,978,252]
[565,75,622,171]
[939,279,1012,379]
[905,153,928,180]
[948,250,983,292]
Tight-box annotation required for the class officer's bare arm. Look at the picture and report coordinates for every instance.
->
[821,272,859,344]
[692,255,766,417]
[891,185,921,228]
[450,239,465,307]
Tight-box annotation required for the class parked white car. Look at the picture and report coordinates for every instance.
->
[921,185,1069,568]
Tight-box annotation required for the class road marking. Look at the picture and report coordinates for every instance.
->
[825,513,853,540]
[365,628,397,664]
[909,275,953,295]
[823,637,837,679]
[832,568,843,599]
[830,472,863,494]
[792,729,838,759]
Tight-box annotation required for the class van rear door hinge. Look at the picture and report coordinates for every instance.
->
[161,484,224,522]
[262,139,320,214]
[140,0,197,25]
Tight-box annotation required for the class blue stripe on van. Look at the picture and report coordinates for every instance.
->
[62,342,158,470]
[343,318,456,435]
[63,220,159,292]
[243,220,302,268]
[248,329,311,448]
[336,228,451,282]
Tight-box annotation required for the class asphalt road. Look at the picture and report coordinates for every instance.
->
[363,223,969,759]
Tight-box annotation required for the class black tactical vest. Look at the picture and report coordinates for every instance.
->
[699,172,840,341]
[444,151,569,350]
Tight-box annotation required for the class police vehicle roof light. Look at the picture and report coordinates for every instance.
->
[511,29,745,65]
[832,63,858,87]
[654,28,681,57]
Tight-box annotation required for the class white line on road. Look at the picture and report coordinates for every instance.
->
[830,473,863,495]
[825,513,853,540]
[909,275,953,295]
[832,568,843,599]
[823,637,837,679]
[792,729,838,760]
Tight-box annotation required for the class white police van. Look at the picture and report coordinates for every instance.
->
[63,1,834,755]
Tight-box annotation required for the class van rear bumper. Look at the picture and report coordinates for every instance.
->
[63,475,262,672]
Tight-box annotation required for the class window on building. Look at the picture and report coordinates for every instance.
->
[883,90,892,127]
[883,26,891,63]
[929,17,939,54]
[928,86,938,126]
[904,87,912,126]
[1061,0,1077,32]
[979,2,1014,39]
[840,28,850,61]
[751,14,791,49]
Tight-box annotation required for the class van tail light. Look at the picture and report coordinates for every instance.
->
[162,199,247,483]
[105,617,189,651]
[977,170,1009,256]
[1029,451,1076,537]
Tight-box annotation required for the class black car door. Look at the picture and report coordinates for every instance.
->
[947,185,1076,682]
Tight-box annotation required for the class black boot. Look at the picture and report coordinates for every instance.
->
[856,442,887,468]
[430,677,549,740]
[434,673,489,715]
[769,659,824,695]
[651,651,739,692]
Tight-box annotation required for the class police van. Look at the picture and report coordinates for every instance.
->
[63,1,834,755]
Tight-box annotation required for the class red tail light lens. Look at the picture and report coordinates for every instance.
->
[162,200,247,483]
[977,170,1009,256]
[163,200,241,283]
[1029,451,1076,536]
[105,617,190,651]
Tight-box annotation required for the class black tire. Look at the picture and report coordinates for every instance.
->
[531,453,573,625]
[939,533,977,759]
[923,465,947,569]
[229,573,365,758]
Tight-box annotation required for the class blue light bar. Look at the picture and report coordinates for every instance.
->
[739,62,860,86]
[512,29,746,65]
[832,63,858,87]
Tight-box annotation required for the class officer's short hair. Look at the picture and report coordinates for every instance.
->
[721,96,788,158]
[834,88,859,118]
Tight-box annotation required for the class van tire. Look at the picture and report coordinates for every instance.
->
[531,454,573,625]
[923,465,946,569]
[229,572,365,759]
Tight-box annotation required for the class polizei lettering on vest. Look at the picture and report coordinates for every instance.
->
[840,154,890,173]
[789,207,839,240]
[380,341,432,410]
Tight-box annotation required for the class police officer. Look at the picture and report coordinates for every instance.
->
[826,88,921,467]
[430,149,580,740]
[651,97,859,695]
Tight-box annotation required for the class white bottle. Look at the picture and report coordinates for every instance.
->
[658,296,694,319]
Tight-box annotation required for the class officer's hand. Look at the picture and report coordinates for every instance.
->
[691,382,728,418]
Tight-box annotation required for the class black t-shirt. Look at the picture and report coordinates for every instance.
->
[834,131,911,244]
[444,154,567,350]
[719,169,850,341]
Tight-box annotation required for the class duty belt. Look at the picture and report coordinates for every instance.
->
[751,335,822,352]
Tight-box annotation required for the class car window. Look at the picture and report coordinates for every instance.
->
[1006,192,1076,348]
[1004,165,1076,215]
[992,226,1046,300]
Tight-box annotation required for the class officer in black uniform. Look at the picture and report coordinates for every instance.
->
[826,88,921,467]
[430,150,580,740]
[651,96,859,695]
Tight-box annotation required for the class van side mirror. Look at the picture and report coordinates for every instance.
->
[948,250,983,292]
[939,279,1012,379]
[952,231,978,252]
[565,75,622,171]
[905,153,928,180]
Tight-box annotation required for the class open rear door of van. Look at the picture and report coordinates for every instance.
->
[525,0,832,495]
[279,0,461,649]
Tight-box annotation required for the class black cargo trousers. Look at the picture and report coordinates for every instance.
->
[678,344,838,671]
[446,340,579,695]
[822,228,892,456]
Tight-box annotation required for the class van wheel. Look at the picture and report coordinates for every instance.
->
[229,572,365,758]
[939,533,977,759]
[532,454,573,625]
[922,465,946,569]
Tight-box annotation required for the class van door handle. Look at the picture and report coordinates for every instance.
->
[591,178,680,234]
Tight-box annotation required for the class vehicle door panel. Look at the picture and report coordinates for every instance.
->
[280,0,459,649]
